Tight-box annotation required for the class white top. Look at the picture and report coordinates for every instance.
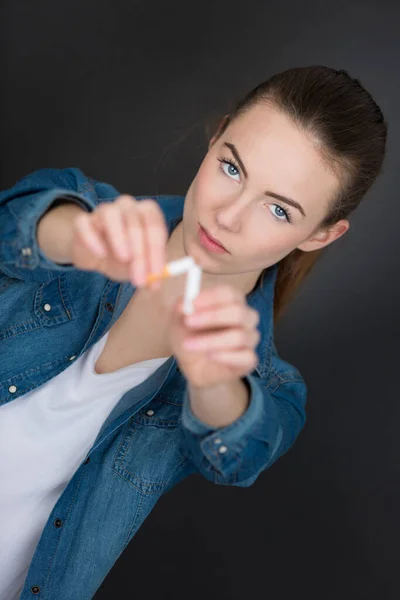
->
[0,332,169,600]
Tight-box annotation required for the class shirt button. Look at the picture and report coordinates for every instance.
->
[218,446,228,454]
[54,518,63,528]
[68,355,76,361]
[214,438,222,445]
[44,303,52,312]
[105,302,114,312]
[21,247,32,256]
[9,385,17,393]
[146,409,155,416]
[31,586,40,594]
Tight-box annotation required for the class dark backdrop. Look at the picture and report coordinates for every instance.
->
[1,1,399,598]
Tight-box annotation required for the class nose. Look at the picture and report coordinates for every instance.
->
[216,195,251,233]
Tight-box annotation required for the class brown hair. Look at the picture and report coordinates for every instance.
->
[206,66,388,324]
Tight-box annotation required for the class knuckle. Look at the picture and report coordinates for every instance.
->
[95,203,114,219]
[140,198,159,212]
[117,194,135,204]
[95,202,110,212]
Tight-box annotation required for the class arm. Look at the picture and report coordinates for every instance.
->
[181,366,307,487]
[187,378,250,429]
[0,168,105,282]
[36,200,86,264]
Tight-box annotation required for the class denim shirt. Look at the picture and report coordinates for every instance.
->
[0,168,307,599]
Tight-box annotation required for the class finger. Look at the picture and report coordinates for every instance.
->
[185,304,259,330]
[207,349,258,371]
[124,209,146,286]
[95,204,130,262]
[183,328,259,352]
[116,195,149,287]
[192,285,244,310]
[139,200,168,287]
[73,212,108,258]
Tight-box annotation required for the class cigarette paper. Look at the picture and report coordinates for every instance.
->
[183,264,202,315]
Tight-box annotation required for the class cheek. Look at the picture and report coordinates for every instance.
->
[246,223,300,262]
[191,158,222,210]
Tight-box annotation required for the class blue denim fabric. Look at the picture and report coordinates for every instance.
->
[0,168,307,599]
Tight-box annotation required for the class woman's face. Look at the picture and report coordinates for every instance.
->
[181,103,348,285]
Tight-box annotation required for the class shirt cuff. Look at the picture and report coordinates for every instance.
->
[182,375,262,436]
[181,374,269,475]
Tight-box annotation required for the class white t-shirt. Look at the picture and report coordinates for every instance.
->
[0,331,169,600]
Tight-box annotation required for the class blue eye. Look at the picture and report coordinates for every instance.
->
[268,204,292,223]
[217,156,241,181]
[217,155,293,223]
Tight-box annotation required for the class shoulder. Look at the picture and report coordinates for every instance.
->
[0,167,120,208]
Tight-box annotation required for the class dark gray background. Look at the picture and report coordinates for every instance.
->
[1,1,399,598]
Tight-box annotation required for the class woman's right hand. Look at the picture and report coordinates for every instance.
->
[70,195,168,288]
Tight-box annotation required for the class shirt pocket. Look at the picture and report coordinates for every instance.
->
[0,274,75,341]
[112,396,188,496]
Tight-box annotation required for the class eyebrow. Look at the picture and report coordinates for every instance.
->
[224,142,307,218]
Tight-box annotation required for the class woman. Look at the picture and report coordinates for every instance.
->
[0,65,387,599]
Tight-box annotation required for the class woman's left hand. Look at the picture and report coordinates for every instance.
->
[168,284,260,388]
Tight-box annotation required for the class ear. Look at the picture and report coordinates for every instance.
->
[297,219,350,252]
[209,114,230,150]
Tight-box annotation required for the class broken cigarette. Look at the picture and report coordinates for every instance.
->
[144,256,202,315]
[145,256,195,285]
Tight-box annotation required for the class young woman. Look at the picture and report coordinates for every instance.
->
[0,65,387,599]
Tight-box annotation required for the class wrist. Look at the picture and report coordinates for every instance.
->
[188,378,250,429]
[37,201,84,263]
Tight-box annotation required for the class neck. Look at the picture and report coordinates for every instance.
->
[166,220,262,296]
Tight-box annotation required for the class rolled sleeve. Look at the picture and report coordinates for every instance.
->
[0,168,102,282]
[181,371,306,487]
[35,192,96,271]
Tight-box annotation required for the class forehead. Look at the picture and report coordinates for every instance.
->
[224,103,339,218]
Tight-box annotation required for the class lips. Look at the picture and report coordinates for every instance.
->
[200,225,228,252]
